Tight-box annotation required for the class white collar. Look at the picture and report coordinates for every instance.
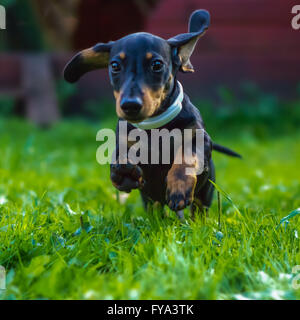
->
[131,81,184,130]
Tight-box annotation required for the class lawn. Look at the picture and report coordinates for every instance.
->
[0,91,300,300]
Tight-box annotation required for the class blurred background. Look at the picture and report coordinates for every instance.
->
[0,0,299,126]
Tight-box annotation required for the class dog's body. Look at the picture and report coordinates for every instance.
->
[64,10,240,217]
[113,87,216,213]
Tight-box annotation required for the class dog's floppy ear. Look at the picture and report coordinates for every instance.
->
[167,10,210,73]
[63,42,114,83]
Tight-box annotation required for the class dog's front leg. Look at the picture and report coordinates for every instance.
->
[166,130,212,212]
[166,151,198,212]
[110,151,144,193]
[110,121,145,193]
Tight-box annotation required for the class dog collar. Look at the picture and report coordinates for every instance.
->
[131,81,184,130]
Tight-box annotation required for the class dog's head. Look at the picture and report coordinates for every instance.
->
[64,10,210,122]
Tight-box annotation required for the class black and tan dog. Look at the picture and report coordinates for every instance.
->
[64,10,241,218]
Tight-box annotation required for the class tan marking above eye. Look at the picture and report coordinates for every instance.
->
[146,52,153,59]
[119,52,126,59]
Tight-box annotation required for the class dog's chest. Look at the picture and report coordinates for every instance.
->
[139,163,170,203]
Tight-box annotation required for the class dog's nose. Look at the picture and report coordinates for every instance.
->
[120,97,142,116]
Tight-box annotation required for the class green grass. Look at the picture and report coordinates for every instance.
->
[1,98,300,299]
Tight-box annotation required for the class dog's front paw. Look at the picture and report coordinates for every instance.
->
[166,172,196,211]
[110,162,144,193]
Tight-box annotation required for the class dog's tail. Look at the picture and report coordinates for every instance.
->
[212,143,242,158]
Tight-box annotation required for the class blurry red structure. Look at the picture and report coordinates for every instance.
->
[146,0,299,97]
[72,0,299,97]
[0,0,299,125]
[74,0,159,48]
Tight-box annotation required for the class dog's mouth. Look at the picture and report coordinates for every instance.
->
[120,114,147,123]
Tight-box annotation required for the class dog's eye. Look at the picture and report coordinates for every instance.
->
[151,60,164,72]
[110,61,121,73]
